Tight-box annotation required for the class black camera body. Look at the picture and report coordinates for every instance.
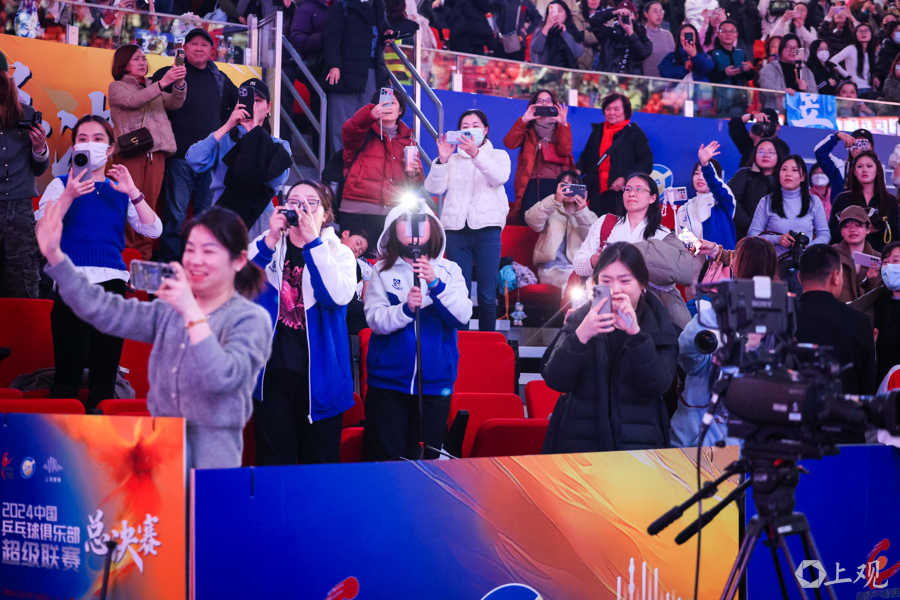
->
[283,209,299,227]
[787,229,809,273]
[750,118,777,138]
[17,112,42,130]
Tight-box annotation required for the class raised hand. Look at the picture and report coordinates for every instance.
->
[698,140,721,166]
[522,104,538,122]
[555,103,568,125]
[436,134,456,163]
[107,164,138,198]
[575,297,616,343]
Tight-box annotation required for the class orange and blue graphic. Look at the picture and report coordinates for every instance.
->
[0,413,186,600]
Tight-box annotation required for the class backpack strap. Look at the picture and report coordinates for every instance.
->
[598,213,618,251]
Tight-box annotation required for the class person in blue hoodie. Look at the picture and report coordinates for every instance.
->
[813,128,874,208]
[658,24,715,82]
[363,201,473,461]
[248,180,357,465]
[675,140,737,253]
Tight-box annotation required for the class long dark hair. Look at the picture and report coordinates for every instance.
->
[674,24,702,65]
[733,236,778,279]
[807,39,829,69]
[848,150,896,220]
[770,154,811,219]
[546,0,582,39]
[592,241,650,287]
[617,173,663,241]
[182,207,266,300]
[853,24,876,79]
[379,214,444,270]
[0,71,23,130]
[111,44,141,81]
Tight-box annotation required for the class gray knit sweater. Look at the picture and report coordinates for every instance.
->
[45,257,272,469]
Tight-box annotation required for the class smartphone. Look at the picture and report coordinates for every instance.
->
[563,184,587,198]
[684,31,693,44]
[853,251,882,270]
[379,87,394,107]
[663,186,688,205]
[794,48,805,62]
[71,150,91,183]
[678,227,703,256]
[620,12,631,24]
[404,146,418,172]
[533,106,559,118]
[174,48,185,67]
[238,85,253,113]
[446,130,485,145]
[592,284,612,313]
[405,212,426,240]
[852,139,870,152]
[130,260,176,293]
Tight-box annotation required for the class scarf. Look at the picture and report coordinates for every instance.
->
[597,119,630,194]
[781,60,798,91]
[533,120,557,142]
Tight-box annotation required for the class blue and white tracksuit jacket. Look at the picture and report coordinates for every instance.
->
[675,163,737,251]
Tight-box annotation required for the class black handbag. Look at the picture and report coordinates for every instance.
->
[116,106,153,158]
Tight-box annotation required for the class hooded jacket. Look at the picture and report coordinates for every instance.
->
[108,74,186,155]
[423,138,511,231]
[541,291,678,453]
[249,226,357,422]
[675,163,737,250]
[364,204,474,395]
[341,104,423,209]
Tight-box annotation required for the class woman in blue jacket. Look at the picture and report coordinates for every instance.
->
[248,180,358,465]
[363,202,473,461]
[658,24,715,82]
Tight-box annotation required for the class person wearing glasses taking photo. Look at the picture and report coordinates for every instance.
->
[758,34,817,110]
[248,180,357,465]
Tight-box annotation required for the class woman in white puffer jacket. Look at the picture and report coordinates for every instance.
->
[424,109,511,332]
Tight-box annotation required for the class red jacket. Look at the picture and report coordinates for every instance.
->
[341,104,423,208]
[503,119,574,221]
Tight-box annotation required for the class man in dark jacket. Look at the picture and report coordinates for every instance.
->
[796,245,878,396]
[323,0,390,154]
[541,285,678,453]
[445,0,495,55]
[576,93,653,217]
[589,2,653,75]
[152,28,239,263]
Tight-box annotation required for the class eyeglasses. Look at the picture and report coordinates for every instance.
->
[622,186,650,194]
[757,151,778,158]
[534,99,554,106]
[286,199,321,210]
[718,28,737,34]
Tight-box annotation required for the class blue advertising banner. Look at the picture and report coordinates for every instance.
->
[0,413,187,600]
[786,93,839,129]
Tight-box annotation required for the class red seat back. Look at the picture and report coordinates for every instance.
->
[448,392,524,457]
[501,225,540,273]
[0,399,85,415]
[455,342,516,394]
[121,248,142,270]
[469,418,549,458]
[358,329,372,402]
[524,380,558,419]
[95,399,149,416]
[0,389,23,399]
[343,393,365,428]
[340,427,365,463]
[457,331,506,344]
[120,340,152,399]
[0,299,54,388]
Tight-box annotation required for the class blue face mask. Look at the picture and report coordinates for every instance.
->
[881,263,900,291]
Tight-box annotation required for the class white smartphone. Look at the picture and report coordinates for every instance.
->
[663,186,688,205]
[379,87,394,107]
[678,227,703,256]
[853,251,882,270]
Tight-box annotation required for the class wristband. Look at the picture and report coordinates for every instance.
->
[130,193,145,206]
[186,318,208,330]
[427,278,440,289]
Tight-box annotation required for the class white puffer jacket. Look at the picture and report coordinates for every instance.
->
[424,139,511,231]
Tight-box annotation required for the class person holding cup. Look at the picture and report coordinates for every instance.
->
[424,109,510,332]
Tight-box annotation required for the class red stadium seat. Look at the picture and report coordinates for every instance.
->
[524,380,558,419]
[95,399,149,416]
[0,389,23,399]
[499,226,562,314]
[120,340,152,399]
[358,329,372,402]
[457,331,506,344]
[455,342,516,394]
[121,248,141,270]
[0,299,54,388]
[340,427,365,463]
[448,392,524,457]
[0,399,85,415]
[343,393,365,428]
[469,418,549,458]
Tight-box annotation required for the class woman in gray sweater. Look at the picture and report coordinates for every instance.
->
[37,204,272,470]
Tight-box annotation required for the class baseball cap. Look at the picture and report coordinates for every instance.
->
[617,0,637,13]
[184,28,214,46]
[240,78,270,100]
[838,205,871,227]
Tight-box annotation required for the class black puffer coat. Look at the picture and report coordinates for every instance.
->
[588,8,653,75]
[728,166,777,240]
[323,0,389,94]
[541,291,678,454]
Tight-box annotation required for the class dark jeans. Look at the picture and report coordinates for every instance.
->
[518,178,558,225]
[0,198,40,298]
[254,368,343,465]
[446,226,501,332]
[159,158,214,263]
[363,385,451,461]
[50,278,128,409]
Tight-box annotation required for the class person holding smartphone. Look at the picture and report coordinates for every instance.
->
[248,180,357,465]
[425,109,510,332]
[658,23,716,81]
[109,44,186,261]
[525,171,598,295]
[541,242,678,453]
[758,34,817,109]
[530,1,585,68]
[587,0,653,74]
[0,52,48,299]
[35,115,162,408]
[363,202,473,461]
[828,150,899,251]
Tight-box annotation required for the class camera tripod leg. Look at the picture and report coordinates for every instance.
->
[769,536,795,600]
[776,533,812,600]
[800,529,839,600]
[720,517,764,600]
[799,534,825,600]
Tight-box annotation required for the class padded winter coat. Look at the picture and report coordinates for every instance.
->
[503,118,575,219]
[108,74,186,155]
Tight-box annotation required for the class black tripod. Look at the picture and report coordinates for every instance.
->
[409,224,427,461]
[649,448,839,600]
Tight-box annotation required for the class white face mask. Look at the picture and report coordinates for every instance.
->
[811,173,829,186]
[73,142,111,171]
[881,263,900,291]
[893,32,900,44]
[817,50,830,62]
